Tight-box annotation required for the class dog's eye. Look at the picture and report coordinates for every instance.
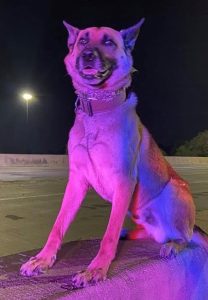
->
[79,38,88,45]
[104,39,115,47]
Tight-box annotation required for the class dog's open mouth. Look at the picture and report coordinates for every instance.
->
[80,67,112,82]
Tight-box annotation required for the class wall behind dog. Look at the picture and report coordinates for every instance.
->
[0,1,208,155]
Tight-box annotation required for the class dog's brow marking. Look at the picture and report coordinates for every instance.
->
[103,34,109,39]
[102,34,112,41]
[83,32,89,38]
[79,32,89,41]
[0,193,63,201]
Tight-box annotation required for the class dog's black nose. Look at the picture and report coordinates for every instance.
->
[82,49,97,62]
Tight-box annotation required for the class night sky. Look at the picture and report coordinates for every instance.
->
[1,0,208,154]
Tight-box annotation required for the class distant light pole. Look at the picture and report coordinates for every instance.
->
[20,91,34,153]
[22,92,33,122]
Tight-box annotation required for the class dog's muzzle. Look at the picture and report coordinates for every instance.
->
[81,48,98,64]
[77,48,115,83]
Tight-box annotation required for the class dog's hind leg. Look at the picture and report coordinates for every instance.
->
[20,173,88,276]
[126,224,150,239]
[151,177,195,259]
[72,177,136,288]
[125,183,150,240]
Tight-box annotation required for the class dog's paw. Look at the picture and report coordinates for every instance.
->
[160,241,186,259]
[72,268,106,288]
[20,254,56,276]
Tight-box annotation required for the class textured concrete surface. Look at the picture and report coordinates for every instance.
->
[0,239,208,300]
[0,161,208,299]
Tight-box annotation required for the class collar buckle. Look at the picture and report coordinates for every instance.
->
[76,96,93,116]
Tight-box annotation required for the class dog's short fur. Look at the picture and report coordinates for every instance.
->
[20,19,208,287]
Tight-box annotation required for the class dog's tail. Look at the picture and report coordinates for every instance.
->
[191,225,208,251]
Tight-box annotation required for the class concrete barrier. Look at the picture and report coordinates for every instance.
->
[166,156,208,165]
[0,154,68,168]
[0,154,208,168]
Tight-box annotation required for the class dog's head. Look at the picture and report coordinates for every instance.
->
[63,19,144,91]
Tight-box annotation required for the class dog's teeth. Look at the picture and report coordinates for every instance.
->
[96,70,109,78]
[102,70,109,76]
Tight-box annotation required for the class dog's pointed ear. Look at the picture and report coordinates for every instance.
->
[120,18,145,51]
[63,20,79,48]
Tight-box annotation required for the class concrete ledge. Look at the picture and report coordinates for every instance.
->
[0,239,208,300]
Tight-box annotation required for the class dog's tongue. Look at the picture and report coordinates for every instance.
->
[82,68,98,75]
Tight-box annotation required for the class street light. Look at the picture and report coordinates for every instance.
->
[21,92,33,122]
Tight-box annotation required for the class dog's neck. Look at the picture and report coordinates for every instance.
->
[74,74,131,116]
[75,88,127,116]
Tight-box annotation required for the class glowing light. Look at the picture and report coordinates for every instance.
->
[22,92,33,101]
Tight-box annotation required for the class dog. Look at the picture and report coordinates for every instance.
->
[20,19,208,287]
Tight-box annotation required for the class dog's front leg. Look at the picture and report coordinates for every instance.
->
[20,173,88,276]
[72,177,136,287]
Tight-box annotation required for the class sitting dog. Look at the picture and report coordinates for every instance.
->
[20,19,208,287]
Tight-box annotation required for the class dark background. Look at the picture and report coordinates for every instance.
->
[0,0,208,154]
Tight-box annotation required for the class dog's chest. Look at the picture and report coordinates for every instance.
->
[69,114,109,152]
[69,113,119,199]
[68,111,137,200]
